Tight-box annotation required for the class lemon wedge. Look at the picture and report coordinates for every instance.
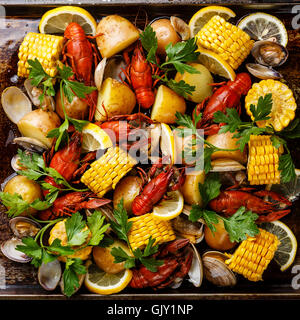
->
[39,6,97,35]
[81,123,113,153]
[84,262,132,295]
[152,190,184,220]
[197,48,236,80]
[160,123,176,165]
[260,220,297,271]
[189,6,236,37]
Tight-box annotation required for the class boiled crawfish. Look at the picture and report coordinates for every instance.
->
[132,159,185,216]
[130,239,193,289]
[194,73,252,135]
[62,22,99,120]
[209,189,292,222]
[123,41,158,109]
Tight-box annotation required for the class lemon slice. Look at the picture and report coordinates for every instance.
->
[189,6,236,37]
[152,190,184,220]
[84,262,132,295]
[81,123,113,153]
[160,123,176,165]
[39,6,97,35]
[197,48,236,80]
[260,220,297,271]
[237,12,288,47]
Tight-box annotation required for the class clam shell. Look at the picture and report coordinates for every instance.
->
[103,56,126,82]
[170,16,190,40]
[202,251,236,287]
[13,137,49,153]
[172,215,204,244]
[1,172,17,191]
[246,63,283,80]
[24,79,55,111]
[251,40,288,67]
[210,158,246,172]
[1,237,31,263]
[60,271,85,296]
[1,86,32,124]
[188,244,203,287]
[9,217,41,238]
[94,58,107,91]
[38,260,62,291]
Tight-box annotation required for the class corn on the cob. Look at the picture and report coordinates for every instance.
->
[81,146,137,198]
[245,79,297,131]
[18,32,64,78]
[225,228,279,281]
[247,135,283,185]
[196,15,254,70]
[128,213,176,251]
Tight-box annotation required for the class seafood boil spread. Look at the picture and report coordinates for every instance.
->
[1,5,300,297]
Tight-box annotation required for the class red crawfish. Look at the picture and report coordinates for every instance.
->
[130,239,193,289]
[209,189,292,223]
[194,73,252,135]
[62,22,100,121]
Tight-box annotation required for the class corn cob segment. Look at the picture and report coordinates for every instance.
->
[247,135,283,185]
[81,146,137,198]
[245,79,297,131]
[225,228,279,282]
[196,15,254,70]
[18,32,64,78]
[128,214,176,251]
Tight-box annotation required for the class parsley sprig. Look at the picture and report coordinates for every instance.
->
[110,199,163,272]
[140,26,199,98]
[213,93,297,183]
[189,173,259,242]
[28,59,94,151]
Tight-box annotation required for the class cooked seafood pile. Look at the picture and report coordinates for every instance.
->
[0,5,299,297]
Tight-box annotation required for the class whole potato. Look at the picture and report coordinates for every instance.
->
[17,109,61,148]
[55,89,89,120]
[204,219,236,251]
[150,19,181,55]
[96,15,140,58]
[3,175,43,216]
[180,170,205,206]
[95,77,136,121]
[174,63,213,103]
[93,240,131,274]
[206,131,247,164]
[113,176,142,214]
[151,85,186,123]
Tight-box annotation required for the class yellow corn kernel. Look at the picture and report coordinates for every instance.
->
[17,32,64,78]
[81,147,137,197]
[226,229,279,281]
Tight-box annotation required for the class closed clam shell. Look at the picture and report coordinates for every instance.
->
[1,86,32,124]
[210,158,246,172]
[202,251,236,287]
[13,137,49,153]
[38,260,62,291]
[246,63,283,80]
[188,243,203,287]
[9,217,41,238]
[1,237,31,263]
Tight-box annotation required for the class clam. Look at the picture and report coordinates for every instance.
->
[94,57,107,91]
[1,237,31,263]
[103,55,127,82]
[1,172,17,191]
[251,40,288,67]
[9,217,41,238]
[13,136,49,153]
[210,158,246,172]
[202,251,236,287]
[24,79,55,111]
[188,243,203,287]
[246,63,283,80]
[60,271,85,296]
[11,154,22,172]
[1,86,32,124]
[170,16,190,40]
[172,215,204,244]
[182,204,205,224]
[38,260,62,291]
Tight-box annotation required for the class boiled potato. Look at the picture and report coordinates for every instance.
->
[180,170,205,206]
[206,131,247,164]
[93,240,131,274]
[151,85,186,124]
[17,109,61,148]
[113,176,142,214]
[3,175,43,216]
[150,19,181,55]
[174,63,213,103]
[55,89,89,120]
[95,77,136,121]
[204,219,236,251]
[96,15,140,58]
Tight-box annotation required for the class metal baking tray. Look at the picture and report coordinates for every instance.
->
[0,2,300,300]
